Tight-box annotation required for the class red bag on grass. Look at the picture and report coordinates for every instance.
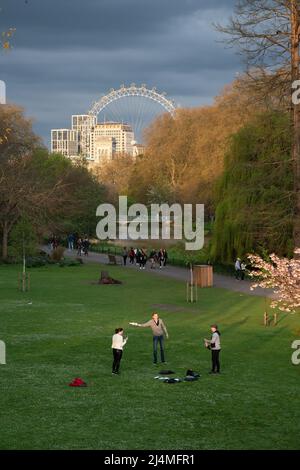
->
[69,377,87,387]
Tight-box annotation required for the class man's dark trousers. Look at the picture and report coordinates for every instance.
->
[153,335,165,363]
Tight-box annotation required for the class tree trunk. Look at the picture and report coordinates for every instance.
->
[2,221,8,260]
[291,1,300,254]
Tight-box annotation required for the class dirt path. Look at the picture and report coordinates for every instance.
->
[43,246,275,299]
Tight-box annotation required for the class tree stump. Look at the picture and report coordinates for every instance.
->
[98,271,122,285]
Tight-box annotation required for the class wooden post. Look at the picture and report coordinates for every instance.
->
[186,264,198,303]
[264,312,269,326]
[273,313,278,326]
[18,272,30,292]
[190,263,193,303]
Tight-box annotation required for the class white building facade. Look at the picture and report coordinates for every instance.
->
[51,129,78,157]
[51,116,135,164]
[90,122,134,158]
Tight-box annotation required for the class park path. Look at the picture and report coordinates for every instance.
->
[43,246,275,299]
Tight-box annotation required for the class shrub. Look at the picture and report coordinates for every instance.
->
[26,256,47,268]
[50,246,65,262]
[59,258,82,267]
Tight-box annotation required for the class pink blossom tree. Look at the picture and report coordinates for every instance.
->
[248,249,300,313]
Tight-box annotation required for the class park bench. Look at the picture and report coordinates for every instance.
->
[107,254,122,265]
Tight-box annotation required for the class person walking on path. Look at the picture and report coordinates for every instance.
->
[204,324,221,374]
[67,233,75,251]
[240,261,247,280]
[163,249,168,267]
[129,247,135,264]
[129,312,168,364]
[158,248,165,268]
[235,258,242,280]
[122,247,128,266]
[139,248,147,270]
[82,236,90,256]
[111,328,128,375]
[77,237,83,256]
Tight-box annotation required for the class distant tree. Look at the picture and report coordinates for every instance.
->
[0,107,105,260]
[8,217,38,260]
[0,104,40,158]
[130,77,263,212]
[93,153,135,205]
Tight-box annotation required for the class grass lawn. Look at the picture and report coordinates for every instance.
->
[0,263,299,450]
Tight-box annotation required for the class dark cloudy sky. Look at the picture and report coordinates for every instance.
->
[0,0,241,148]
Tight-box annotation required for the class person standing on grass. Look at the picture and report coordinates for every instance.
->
[204,324,221,374]
[112,328,128,375]
[129,312,169,364]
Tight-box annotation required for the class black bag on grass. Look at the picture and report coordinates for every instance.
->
[164,378,182,384]
[186,369,200,378]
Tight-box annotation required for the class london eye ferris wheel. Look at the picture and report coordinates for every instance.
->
[88,83,177,143]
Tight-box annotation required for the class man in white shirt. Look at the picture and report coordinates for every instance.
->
[112,328,128,375]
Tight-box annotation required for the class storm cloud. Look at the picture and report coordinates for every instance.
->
[0,0,241,146]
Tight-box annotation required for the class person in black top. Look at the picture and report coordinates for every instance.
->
[122,247,128,265]
[205,324,221,374]
[82,237,90,256]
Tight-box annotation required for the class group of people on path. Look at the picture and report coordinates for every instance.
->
[234,257,247,280]
[67,233,90,257]
[122,247,168,270]
[49,235,60,251]
[111,312,221,376]
[49,233,90,257]
[75,236,90,257]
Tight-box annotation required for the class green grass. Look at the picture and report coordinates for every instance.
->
[0,263,299,450]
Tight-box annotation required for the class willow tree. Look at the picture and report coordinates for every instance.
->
[211,111,293,263]
[216,0,300,250]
